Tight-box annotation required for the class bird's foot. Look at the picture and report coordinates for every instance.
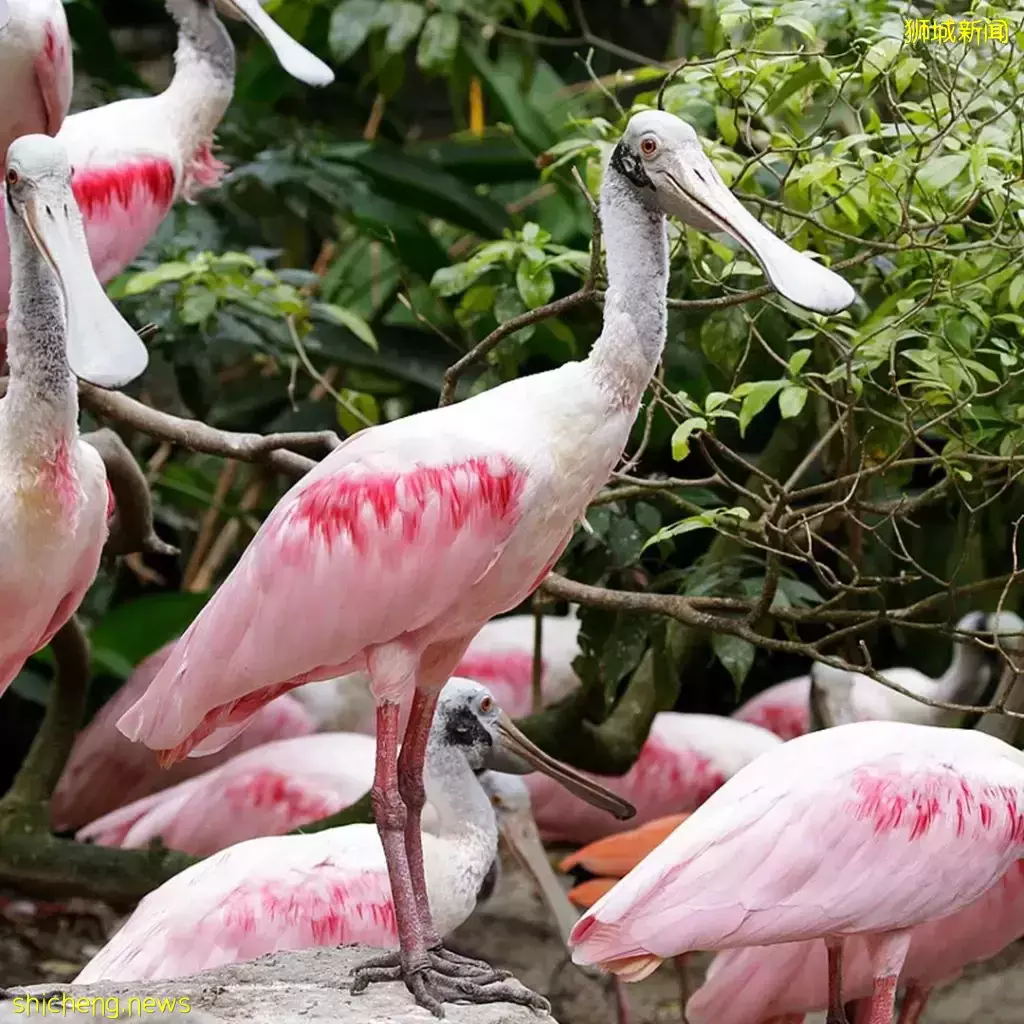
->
[351,947,550,1019]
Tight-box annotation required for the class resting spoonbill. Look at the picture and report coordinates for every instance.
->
[294,608,584,732]
[686,860,1024,1024]
[0,136,148,700]
[570,721,1024,1024]
[76,681,601,999]
[116,110,854,1011]
[526,714,779,844]
[51,643,315,831]
[0,0,333,332]
[0,0,72,164]
[733,610,999,739]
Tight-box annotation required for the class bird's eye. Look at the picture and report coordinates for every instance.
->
[479,695,494,714]
[640,137,658,157]
[6,169,18,186]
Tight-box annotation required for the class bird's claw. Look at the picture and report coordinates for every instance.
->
[351,947,548,1018]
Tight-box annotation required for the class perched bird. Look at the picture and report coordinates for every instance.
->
[0,0,333,330]
[115,110,853,1010]
[733,610,999,739]
[0,135,147,700]
[76,680,609,1000]
[560,815,691,1024]
[526,714,779,844]
[293,608,583,732]
[52,642,315,832]
[0,0,72,164]
[686,862,1024,1024]
[75,732,376,856]
[570,721,1024,1024]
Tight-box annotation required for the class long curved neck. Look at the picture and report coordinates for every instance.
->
[423,740,498,848]
[2,212,77,452]
[159,0,235,154]
[585,166,669,412]
[937,635,990,703]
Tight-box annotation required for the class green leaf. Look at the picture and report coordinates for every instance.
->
[89,593,211,670]
[671,416,707,461]
[383,1,425,54]
[336,389,380,435]
[712,632,756,690]
[328,0,379,63]
[862,37,901,87]
[316,304,378,351]
[736,379,785,436]
[774,14,816,39]
[715,107,738,146]
[918,154,970,191]
[515,260,555,309]
[1009,276,1024,311]
[431,261,490,297]
[417,12,460,74]
[123,262,194,296]
[778,384,808,419]
[180,289,218,325]
[892,56,923,95]
[788,349,811,375]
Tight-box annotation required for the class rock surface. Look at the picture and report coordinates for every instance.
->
[0,946,559,1024]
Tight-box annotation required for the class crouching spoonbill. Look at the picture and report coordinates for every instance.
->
[115,110,854,1012]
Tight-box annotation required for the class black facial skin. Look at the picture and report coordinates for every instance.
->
[443,704,494,753]
[610,141,655,191]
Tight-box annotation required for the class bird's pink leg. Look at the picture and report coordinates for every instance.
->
[861,931,912,1024]
[825,937,850,1024]
[612,977,632,1024]
[852,999,873,1024]
[896,983,931,1024]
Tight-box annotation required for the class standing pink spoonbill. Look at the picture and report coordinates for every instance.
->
[569,721,1024,1024]
[76,680,612,996]
[294,607,584,733]
[686,860,1024,1024]
[526,713,779,844]
[0,0,72,164]
[0,135,148,699]
[52,642,315,831]
[0,0,333,331]
[116,110,854,1012]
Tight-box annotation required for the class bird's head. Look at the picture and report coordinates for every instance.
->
[5,136,148,389]
[610,110,856,315]
[209,0,333,86]
[435,678,635,822]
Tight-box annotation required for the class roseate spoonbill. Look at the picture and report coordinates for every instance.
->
[0,135,148,700]
[0,0,333,331]
[0,0,72,164]
[75,680,617,1000]
[526,714,779,844]
[570,721,1024,1024]
[686,860,1024,1024]
[294,608,583,732]
[116,110,854,1010]
[51,642,315,831]
[560,815,691,1024]
[733,610,998,739]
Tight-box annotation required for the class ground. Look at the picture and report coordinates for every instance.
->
[3,857,1024,1022]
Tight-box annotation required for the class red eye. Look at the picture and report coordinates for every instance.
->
[6,169,18,186]
[480,696,494,714]
[640,137,657,157]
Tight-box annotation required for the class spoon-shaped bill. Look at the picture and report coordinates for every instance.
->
[661,152,855,315]
[8,136,148,388]
[217,0,334,86]
[487,711,636,822]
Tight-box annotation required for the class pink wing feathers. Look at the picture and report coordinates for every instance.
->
[571,725,1024,971]
[117,438,529,762]
[52,644,314,831]
[74,827,397,984]
[732,676,810,740]
[77,733,376,856]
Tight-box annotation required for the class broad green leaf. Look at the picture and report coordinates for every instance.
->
[89,593,211,669]
[918,153,969,191]
[893,56,923,95]
[862,37,901,87]
[774,14,816,39]
[316,304,378,351]
[712,633,756,690]
[123,262,193,296]
[671,416,707,461]
[180,289,218,325]
[1009,276,1024,311]
[417,13,460,74]
[336,389,380,435]
[716,107,738,146]
[736,379,785,436]
[779,384,808,419]
[431,261,490,297]
[328,0,378,63]
[383,1,425,54]
[788,349,811,375]
[516,260,555,309]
